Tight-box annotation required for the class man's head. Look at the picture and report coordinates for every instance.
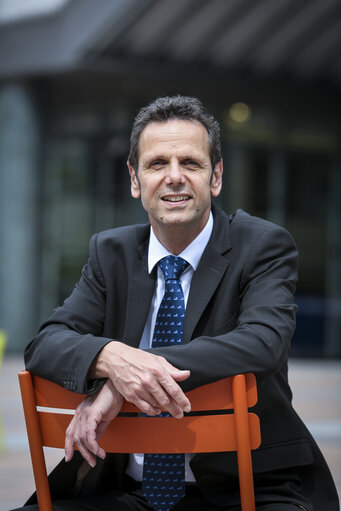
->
[128,95,221,171]
[127,96,223,254]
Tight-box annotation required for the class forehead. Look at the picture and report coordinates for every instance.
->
[138,119,210,158]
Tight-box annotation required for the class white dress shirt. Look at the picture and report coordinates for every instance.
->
[126,212,214,482]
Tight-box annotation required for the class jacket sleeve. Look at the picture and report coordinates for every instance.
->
[24,233,112,394]
[148,224,298,391]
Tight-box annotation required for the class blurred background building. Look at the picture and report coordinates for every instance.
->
[0,0,340,357]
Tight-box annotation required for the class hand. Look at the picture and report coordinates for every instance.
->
[65,379,123,467]
[91,341,191,418]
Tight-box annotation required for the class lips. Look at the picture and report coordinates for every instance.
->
[161,195,190,202]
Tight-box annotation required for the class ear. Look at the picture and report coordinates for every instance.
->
[128,162,141,199]
[210,160,223,197]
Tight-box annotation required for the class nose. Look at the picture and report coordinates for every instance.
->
[165,160,185,185]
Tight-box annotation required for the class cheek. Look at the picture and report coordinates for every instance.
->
[139,185,157,210]
[140,176,162,198]
[194,177,212,196]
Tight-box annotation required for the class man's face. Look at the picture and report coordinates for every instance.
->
[128,119,222,241]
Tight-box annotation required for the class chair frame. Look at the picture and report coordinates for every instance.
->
[18,370,261,511]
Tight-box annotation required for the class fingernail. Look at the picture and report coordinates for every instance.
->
[184,405,191,413]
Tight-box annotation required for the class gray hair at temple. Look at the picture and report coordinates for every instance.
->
[128,95,222,171]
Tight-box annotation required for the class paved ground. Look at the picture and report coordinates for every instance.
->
[0,356,340,510]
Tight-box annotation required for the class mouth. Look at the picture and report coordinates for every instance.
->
[161,194,191,203]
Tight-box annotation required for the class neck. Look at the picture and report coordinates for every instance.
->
[152,222,206,255]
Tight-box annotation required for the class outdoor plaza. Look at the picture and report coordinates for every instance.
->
[0,355,340,510]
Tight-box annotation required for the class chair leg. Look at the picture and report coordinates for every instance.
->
[232,374,256,511]
[18,371,53,511]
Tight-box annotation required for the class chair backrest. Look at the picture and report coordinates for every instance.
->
[18,370,261,511]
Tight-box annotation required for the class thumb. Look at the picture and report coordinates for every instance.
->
[171,369,190,382]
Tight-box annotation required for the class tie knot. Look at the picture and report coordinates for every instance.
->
[159,256,188,281]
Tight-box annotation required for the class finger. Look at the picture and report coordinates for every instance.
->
[134,378,180,416]
[65,420,75,462]
[158,362,191,410]
[67,410,98,467]
[163,362,190,382]
[128,369,190,416]
[141,383,183,417]
[74,418,99,467]
[116,379,162,413]
[131,396,161,416]
[83,419,106,460]
[129,376,185,418]
[162,399,184,419]
[172,369,191,382]
[76,439,98,468]
[158,374,191,414]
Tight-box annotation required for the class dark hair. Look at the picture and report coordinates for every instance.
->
[128,95,221,170]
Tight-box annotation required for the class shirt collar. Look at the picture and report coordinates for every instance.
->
[148,211,214,273]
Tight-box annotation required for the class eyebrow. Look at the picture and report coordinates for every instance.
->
[142,152,206,164]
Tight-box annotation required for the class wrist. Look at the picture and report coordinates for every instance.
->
[88,341,118,379]
[104,378,123,402]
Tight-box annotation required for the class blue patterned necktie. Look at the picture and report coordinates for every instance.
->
[142,255,188,511]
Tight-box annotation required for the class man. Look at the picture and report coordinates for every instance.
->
[15,96,338,510]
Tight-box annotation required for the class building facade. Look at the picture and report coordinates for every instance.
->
[0,0,340,356]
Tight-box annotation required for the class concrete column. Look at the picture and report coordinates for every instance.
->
[325,159,341,357]
[267,150,286,227]
[225,143,250,213]
[0,84,40,352]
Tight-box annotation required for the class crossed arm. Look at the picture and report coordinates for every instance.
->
[27,221,298,468]
[65,341,191,467]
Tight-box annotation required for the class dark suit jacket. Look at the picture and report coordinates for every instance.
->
[25,206,339,509]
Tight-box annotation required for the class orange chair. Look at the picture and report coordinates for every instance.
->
[18,370,261,511]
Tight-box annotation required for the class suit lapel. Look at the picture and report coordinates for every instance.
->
[123,207,232,347]
[183,207,232,343]
[123,229,156,348]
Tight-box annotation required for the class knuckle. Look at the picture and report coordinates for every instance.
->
[165,385,180,399]
[135,400,151,414]
[125,388,136,402]
[160,395,170,408]
[73,430,80,440]
[165,380,176,392]
[141,374,154,387]
[144,405,155,416]
[85,426,94,438]
[152,364,164,378]
[66,420,76,435]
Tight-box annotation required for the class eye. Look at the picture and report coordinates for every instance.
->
[150,159,166,169]
[182,159,199,168]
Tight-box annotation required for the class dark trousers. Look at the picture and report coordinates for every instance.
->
[10,465,313,511]
[10,476,311,511]
[10,491,309,511]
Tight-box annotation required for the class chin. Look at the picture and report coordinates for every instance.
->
[163,216,200,229]
[160,211,190,222]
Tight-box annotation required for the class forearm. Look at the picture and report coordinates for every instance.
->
[87,340,191,417]
[88,340,128,379]
[25,322,112,393]
[150,225,298,391]
[149,312,295,392]
[65,378,124,467]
